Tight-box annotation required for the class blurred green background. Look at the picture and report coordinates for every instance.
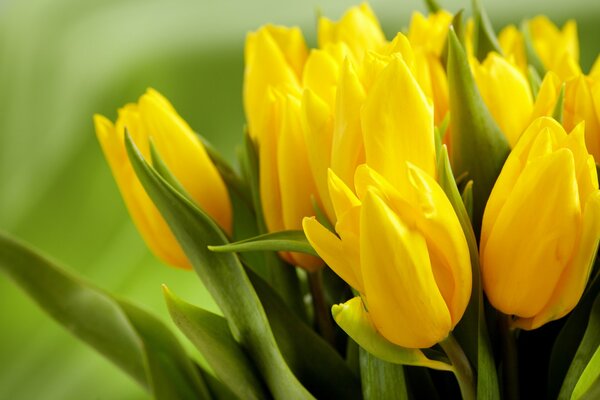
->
[0,0,598,398]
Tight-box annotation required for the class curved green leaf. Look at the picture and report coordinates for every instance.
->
[447,28,510,233]
[0,231,211,400]
[163,286,269,400]
[437,146,500,399]
[471,0,503,61]
[359,347,409,400]
[209,230,317,257]
[559,293,600,399]
[573,345,600,399]
[124,133,313,399]
[424,0,441,13]
[246,267,362,399]
[521,20,547,78]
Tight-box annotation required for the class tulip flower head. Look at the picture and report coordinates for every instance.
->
[304,165,472,348]
[94,89,232,269]
[480,117,600,329]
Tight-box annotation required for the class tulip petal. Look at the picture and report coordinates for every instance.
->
[328,169,360,222]
[94,114,192,269]
[360,190,451,348]
[405,164,472,327]
[516,191,600,329]
[361,56,436,187]
[482,148,581,317]
[331,59,366,189]
[277,94,323,270]
[303,217,363,293]
[139,91,232,233]
[301,89,335,222]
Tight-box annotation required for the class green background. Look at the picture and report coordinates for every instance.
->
[0,0,598,398]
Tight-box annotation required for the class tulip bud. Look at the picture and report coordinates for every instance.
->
[94,89,232,269]
[480,117,600,329]
[303,165,472,348]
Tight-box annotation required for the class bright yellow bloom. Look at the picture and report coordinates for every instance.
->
[94,89,232,269]
[303,165,472,348]
[318,3,386,62]
[470,52,534,147]
[407,10,453,58]
[480,117,600,329]
[243,24,307,141]
[530,71,600,160]
[244,25,322,270]
[499,16,581,81]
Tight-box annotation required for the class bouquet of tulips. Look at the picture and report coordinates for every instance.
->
[1,0,599,398]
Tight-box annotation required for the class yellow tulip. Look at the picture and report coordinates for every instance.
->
[318,3,386,62]
[243,24,307,141]
[480,117,600,329]
[94,88,232,269]
[407,10,453,57]
[530,71,600,160]
[470,52,534,147]
[499,17,581,81]
[303,165,472,348]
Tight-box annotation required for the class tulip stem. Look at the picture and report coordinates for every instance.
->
[308,270,336,347]
[499,313,520,400]
[440,334,476,400]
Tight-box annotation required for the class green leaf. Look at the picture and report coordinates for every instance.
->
[332,297,453,371]
[0,231,211,400]
[240,131,307,321]
[471,0,503,61]
[209,230,317,257]
[246,267,362,399]
[558,293,600,399]
[527,65,542,98]
[163,286,269,400]
[437,146,500,399]
[149,137,194,202]
[124,133,313,399]
[359,347,409,400]
[548,263,600,399]
[424,0,441,13]
[521,20,547,78]
[573,346,600,399]
[198,133,253,209]
[461,180,474,222]
[553,83,566,124]
[447,28,510,233]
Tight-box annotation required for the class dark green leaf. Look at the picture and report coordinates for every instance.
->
[359,347,409,400]
[437,147,500,399]
[0,231,211,400]
[548,263,600,399]
[163,286,269,400]
[240,131,307,321]
[199,133,253,209]
[209,230,317,257]
[247,267,362,399]
[125,133,313,399]
[471,0,503,61]
[558,293,600,399]
[447,28,510,233]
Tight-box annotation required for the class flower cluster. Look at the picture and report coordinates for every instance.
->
[3,2,597,400]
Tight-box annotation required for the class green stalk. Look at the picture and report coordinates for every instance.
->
[307,269,336,346]
[499,313,520,400]
[440,334,477,400]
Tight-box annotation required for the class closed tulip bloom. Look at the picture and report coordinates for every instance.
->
[243,24,307,141]
[531,71,600,161]
[499,16,581,81]
[303,165,472,348]
[94,89,232,269]
[470,52,534,147]
[480,117,600,329]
